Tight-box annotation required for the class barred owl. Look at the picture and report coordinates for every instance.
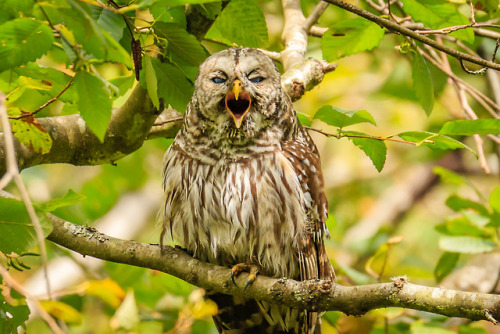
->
[162,48,334,333]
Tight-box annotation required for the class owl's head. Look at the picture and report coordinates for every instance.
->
[189,48,289,143]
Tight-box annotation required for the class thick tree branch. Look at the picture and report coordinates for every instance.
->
[0,85,157,174]
[46,216,500,322]
[278,0,336,101]
[324,0,500,71]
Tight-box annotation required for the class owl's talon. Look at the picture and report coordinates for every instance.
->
[231,264,260,290]
[231,263,250,287]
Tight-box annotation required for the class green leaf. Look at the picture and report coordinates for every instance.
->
[101,29,133,68]
[149,6,187,26]
[154,22,207,67]
[346,131,387,172]
[0,197,53,254]
[205,0,268,48]
[0,293,30,333]
[490,186,500,213]
[435,217,490,237]
[434,252,459,282]
[0,0,34,23]
[446,195,490,216]
[321,18,385,61]
[62,0,107,59]
[411,322,457,334]
[314,105,376,129]
[398,131,476,156]
[38,189,86,212]
[433,166,466,185]
[147,58,194,112]
[439,236,496,254]
[93,7,125,41]
[74,70,112,142]
[402,0,474,43]
[195,2,222,20]
[412,51,434,116]
[297,112,312,127]
[8,110,53,154]
[0,18,55,72]
[458,325,489,334]
[144,55,159,108]
[15,63,75,104]
[462,210,490,227]
[439,119,500,136]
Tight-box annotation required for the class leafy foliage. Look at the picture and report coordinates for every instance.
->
[74,70,112,142]
[0,18,54,73]
[321,18,385,61]
[205,0,269,47]
[0,290,30,333]
[0,197,52,254]
[412,50,434,116]
[1,0,500,333]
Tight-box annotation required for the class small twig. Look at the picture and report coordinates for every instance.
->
[305,126,422,145]
[323,0,500,71]
[456,87,491,174]
[419,48,500,117]
[0,265,63,334]
[0,93,53,299]
[257,49,281,61]
[308,25,328,37]
[152,117,184,126]
[460,59,487,75]
[415,23,500,36]
[459,38,500,75]
[9,77,75,120]
[303,1,329,33]
[469,0,476,25]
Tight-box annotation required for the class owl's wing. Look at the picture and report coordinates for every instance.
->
[282,126,334,281]
[282,126,334,333]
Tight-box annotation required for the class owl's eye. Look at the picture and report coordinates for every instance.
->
[212,77,226,84]
[249,77,265,83]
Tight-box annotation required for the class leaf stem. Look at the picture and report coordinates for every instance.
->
[8,77,75,120]
[305,126,419,145]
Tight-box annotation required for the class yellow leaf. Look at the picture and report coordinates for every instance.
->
[80,278,125,308]
[39,300,82,324]
[189,298,218,319]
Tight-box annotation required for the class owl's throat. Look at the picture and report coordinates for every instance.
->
[225,91,251,128]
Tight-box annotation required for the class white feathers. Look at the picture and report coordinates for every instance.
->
[162,147,306,278]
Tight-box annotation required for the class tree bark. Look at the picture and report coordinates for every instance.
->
[46,215,500,323]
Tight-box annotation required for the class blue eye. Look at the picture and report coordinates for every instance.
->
[212,77,226,84]
[250,77,264,83]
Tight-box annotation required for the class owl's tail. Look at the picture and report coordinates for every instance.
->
[209,292,320,334]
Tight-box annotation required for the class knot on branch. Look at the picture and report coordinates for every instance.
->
[282,58,337,101]
[391,275,408,293]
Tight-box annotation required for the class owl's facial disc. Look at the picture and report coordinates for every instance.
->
[225,79,251,128]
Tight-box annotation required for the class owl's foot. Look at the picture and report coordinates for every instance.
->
[230,263,260,291]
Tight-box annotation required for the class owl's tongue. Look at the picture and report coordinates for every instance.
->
[225,90,251,129]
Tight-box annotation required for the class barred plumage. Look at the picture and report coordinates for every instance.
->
[162,48,334,333]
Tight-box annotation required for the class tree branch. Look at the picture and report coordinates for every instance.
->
[0,85,157,174]
[46,216,500,322]
[323,0,500,71]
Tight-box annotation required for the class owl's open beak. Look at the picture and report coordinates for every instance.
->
[225,79,251,128]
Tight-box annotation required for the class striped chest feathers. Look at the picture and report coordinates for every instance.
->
[162,147,307,278]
